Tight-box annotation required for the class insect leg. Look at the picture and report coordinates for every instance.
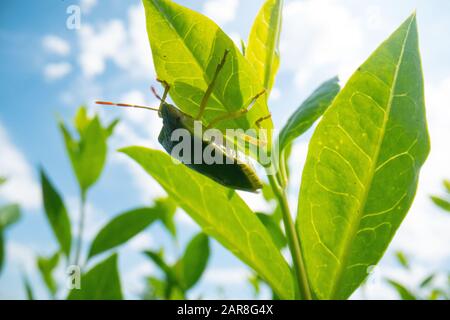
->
[206,90,266,128]
[195,49,230,120]
[95,101,159,112]
[151,79,171,110]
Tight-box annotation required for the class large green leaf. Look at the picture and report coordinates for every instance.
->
[178,233,210,290]
[88,207,162,260]
[296,13,429,299]
[59,107,110,193]
[431,196,450,212]
[37,252,60,297]
[40,170,72,258]
[67,253,122,300]
[122,147,294,299]
[246,0,283,93]
[142,0,272,136]
[278,77,340,152]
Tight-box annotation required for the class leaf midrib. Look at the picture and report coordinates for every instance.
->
[329,16,415,298]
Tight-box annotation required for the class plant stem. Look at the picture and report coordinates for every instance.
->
[267,173,312,300]
[73,190,86,267]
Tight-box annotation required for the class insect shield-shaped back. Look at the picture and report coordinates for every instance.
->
[158,103,262,193]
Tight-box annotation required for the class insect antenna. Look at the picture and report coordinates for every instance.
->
[95,101,159,112]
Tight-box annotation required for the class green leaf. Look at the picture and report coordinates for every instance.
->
[0,176,6,186]
[88,207,162,260]
[386,279,417,300]
[37,252,60,297]
[106,118,120,137]
[142,0,272,136]
[296,13,430,299]
[154,197,177,237]
[40,170,72,257]
[122,147,294,299]
[0,231,4,274]
[278,77,340,152]
[59,107,108,193]
[444,180,450,194]
[257,213,286,249]
[419,274,435,288]
[22,274,34,300]
[395,251,409,269]
[67,253,122,300]
[179,233,210,289]
[143,250,173,277]
[246,0,283,93]
[431,196,450,212]
[0,204,21,229]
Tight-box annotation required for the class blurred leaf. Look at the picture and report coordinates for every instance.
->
[88,207,162,260]
[67,253,122,300]
[444,180,450,194]
[257,213,286,249]
[248,274,261,297]
[419,273,435,288]
[0,231,3,274]
[0,176,6,186]
[22,274,34,300]
[0,204,21,229]
[154,198,177,237]
[143,250,174,281]
[246,0,282,93]
[122,147,295,299]
[431,196,450,212]
[297,14,429,299]
[40,170,72,258]
[37,252,60,297]
[106,118,120,137]
[387,279,417,300]
[428,289,447,300]
[59,106,108,193]
[142,0,273,138]
[143,276,167,300]
[179,233,210,290]
[278,76,340,153]
[395,251,409,269]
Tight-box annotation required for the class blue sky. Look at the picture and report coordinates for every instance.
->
[0,0,449,299]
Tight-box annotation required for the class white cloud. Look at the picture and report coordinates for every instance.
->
[77,5,154,78]
[203,267,250,285]
[128,233,155,251]
[203,0,239,25]
[123,261,155,296]
[7,242,36,274]
[43,62,72,80]
[0,123,40,210]
[42,35,71,56]
[80,0,97,14]
[281,0,364,88]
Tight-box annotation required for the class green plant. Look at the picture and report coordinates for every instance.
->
[0,177,21,275]
[120,0,430,300]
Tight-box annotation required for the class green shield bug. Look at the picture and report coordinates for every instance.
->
[96,50,270,192]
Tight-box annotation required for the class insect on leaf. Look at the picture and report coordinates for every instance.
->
[297,13,430,299]
[246,0,283,93]
[122,147,295,299]
[179,232,210,290]
[67,253,123,300]
[88,207,162,260]
[142,0,273,137]
[40,170,72,258]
